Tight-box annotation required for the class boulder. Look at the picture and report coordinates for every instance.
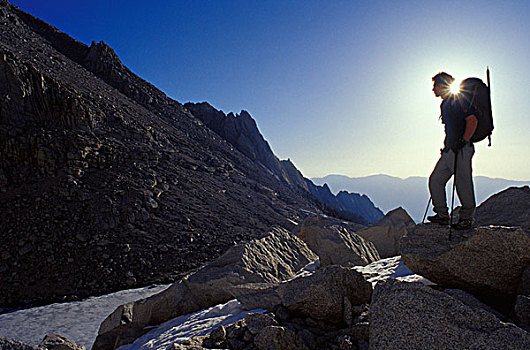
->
[245,313,279,335]
[295,215,380,267]
[370,279,530,350]
[401,224,530,308]
[231,283,281,311]
[356,207,415,258]
[0,338,41,350]
[475,186,530,229]
[277,265,372,323]
[39,335,85,350]
[93,228,317,350]
[253,326,308,350]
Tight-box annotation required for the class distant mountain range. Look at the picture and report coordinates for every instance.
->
[312,174,530,222]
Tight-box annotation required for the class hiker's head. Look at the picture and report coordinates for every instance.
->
[432,72,454,99]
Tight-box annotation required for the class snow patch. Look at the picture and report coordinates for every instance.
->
[119,300,264,350]
[0,284,169,349]
[353,256,432,286]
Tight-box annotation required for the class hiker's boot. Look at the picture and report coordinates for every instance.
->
[427,214,449,225]
[452,218,473,230]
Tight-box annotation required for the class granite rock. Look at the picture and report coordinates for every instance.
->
[370,279,530,350]
[401,224,530,306]
[356,207,415,258]
[296,215,380,267]
[278,265,372,323]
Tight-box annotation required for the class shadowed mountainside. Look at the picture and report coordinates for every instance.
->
[0,0,324,307]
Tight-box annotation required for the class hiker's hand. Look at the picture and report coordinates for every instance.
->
[451,138,467,153]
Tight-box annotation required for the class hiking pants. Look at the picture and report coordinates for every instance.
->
[428,143,476,220]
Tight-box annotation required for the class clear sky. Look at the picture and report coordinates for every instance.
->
[11,0,530,181]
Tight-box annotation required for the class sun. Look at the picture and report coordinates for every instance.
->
[449,80,461,94]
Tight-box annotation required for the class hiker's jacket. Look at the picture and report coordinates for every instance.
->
[440,97,477,152]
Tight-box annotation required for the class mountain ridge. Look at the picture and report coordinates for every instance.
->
[313,173,530,222]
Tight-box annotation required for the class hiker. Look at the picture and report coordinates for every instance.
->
[427,72,477,230]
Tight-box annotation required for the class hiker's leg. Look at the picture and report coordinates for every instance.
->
[455,144,476,220]
[429,152,453,217]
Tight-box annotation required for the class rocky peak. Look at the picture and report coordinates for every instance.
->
[85,41,124,75]
[238,110,252,118]
[185,101,285,177]
[336,191,384,223]
[279,159,308,191]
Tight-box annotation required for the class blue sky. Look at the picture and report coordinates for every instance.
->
[12,0,530,180]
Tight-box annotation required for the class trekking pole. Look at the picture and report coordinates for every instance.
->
[421,197,432,224]
[449,151,458,240]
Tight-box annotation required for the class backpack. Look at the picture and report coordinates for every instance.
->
[457,68,494,145]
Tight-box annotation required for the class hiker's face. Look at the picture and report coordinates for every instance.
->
[433,83,449,98]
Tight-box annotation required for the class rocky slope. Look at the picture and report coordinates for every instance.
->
[0,0,325,307]
[184,102,384,224]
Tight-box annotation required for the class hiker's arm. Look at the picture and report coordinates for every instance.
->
[462,114,478,142]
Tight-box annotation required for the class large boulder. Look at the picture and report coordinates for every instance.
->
[253,326,308,350]
[370,279,530,350]
[232,265,372,324]
[356,207,415,258]
[295,216,380,267]
[93,228,317,350]
[401,224,530,307]
[231,283,282,311]
[277,265,372,323]
[39,335,85,350]
[475,186,530,229]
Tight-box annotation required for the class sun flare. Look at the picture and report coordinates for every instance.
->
[450,80,461,94]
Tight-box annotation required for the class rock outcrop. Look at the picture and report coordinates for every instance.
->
[277,265,372,323]
[183,103,285,182]
[93,228,317,350]
[475,186,530,229]
[39,335,85,350]
[370,279,530,350]
[295,215,380,267]
[401,224,530,310]
[356,207,415,258]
